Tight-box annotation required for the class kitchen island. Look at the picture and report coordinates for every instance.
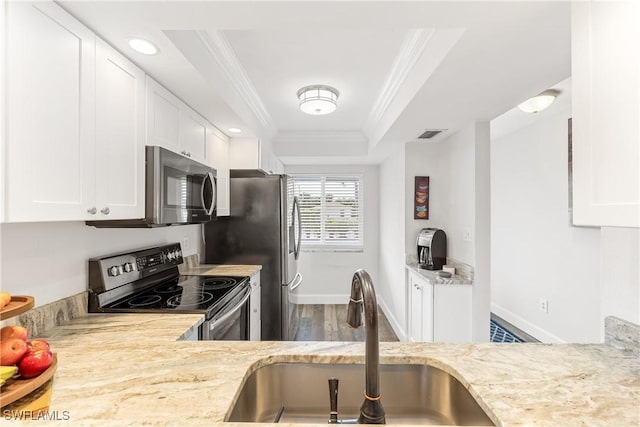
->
[4,312,637,426]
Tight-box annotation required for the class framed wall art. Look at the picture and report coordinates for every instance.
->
[414,176,429,219]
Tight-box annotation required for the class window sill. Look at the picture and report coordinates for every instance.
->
[301,247,364,254]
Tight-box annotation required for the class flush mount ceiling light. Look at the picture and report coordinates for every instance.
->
[128,38,158,55]
[517,89,560,113]
[228,128,242,134]
[297,85,339,115]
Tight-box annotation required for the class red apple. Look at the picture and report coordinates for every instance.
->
[18,349,53,378]
[0,337,28,365]
[27,339,51,352]
[1,325,29,341]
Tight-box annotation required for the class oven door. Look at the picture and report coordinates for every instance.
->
[202,284,251,340]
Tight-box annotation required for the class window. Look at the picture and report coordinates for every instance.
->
[291,175,363,250]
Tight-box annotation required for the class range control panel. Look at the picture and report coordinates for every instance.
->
[89,243,183,293]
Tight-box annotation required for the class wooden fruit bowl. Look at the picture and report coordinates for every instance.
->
[0,354,57,410]
[0,296,35,320]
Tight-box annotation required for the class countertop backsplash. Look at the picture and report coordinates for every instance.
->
[605,316,640,356]
[0,291,87,338]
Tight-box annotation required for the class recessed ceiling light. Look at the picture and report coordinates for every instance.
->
[297,85,339,115]
[128,38,158,55]
[517,89,560,113]
[228,128,242,133]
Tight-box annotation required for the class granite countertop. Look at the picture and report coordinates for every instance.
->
[12,313,638,426]
[406,263,473,285]
[180,264,262,277]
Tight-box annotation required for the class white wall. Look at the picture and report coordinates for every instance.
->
[405,122,490,341]
[284,165,380,305]
[404,141,445,255]
[473,122,491,342]
[378,149,407,340]
[600,227,640,331]
[0,222,202,307]
[491,105,602,343]
[405,126,477,265]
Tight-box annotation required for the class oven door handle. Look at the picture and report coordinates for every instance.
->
[209,285,252,330]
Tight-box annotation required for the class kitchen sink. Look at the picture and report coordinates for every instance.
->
[226,363,495,425]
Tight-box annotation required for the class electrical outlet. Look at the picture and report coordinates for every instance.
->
[181,237,189,252]
[539,298,549,314]
[463,228,472,242]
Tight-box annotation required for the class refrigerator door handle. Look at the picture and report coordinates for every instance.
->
[293,196,302,260]
[289,273,303,292]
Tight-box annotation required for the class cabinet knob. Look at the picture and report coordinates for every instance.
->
[101,207,110,215]
[87,207,97,215]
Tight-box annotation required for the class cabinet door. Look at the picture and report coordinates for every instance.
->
[207,128,230,216]
[433,285,471,342]
[250,274,261,341]
[229,137,260,169]
[409,275,424,342]
[408,271,433,342]
[5,1,96,221]
[571,2,639,227]
[146,77,180,152]
[94,39,145,220]
[179,109,208,164]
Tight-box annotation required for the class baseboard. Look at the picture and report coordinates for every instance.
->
[292,294,350,305]
[378,297,408,342]
[491,303,565,343]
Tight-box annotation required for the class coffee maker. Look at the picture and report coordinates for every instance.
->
[416,228,446,270]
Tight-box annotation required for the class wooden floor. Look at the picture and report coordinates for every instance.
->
[292,304,399,342]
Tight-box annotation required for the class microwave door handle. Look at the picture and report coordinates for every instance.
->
[209,285,252,330]
[201,172,216,215]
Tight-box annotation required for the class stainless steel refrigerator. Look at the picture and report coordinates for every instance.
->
[203,173,302,340]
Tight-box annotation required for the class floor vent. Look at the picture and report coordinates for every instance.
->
[417,129,446,139]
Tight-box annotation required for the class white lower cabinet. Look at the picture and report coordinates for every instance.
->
[407,270,472,343]
[249,273,261,341]
[408,271,433,342]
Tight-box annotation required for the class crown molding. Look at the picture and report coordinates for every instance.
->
[196,30,274,130]
[364,29,435,130]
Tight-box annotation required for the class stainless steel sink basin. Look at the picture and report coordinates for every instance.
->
[226,363,495,425]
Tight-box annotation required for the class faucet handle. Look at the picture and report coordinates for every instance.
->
[328,377,339,424]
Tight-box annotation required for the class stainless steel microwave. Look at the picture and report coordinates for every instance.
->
[87,146,216,228]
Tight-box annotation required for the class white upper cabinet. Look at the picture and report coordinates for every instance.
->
[146,76,208,165]
[179,110,208,164]
[571,1,639,227]
[229,137,278,174]
[94,39,146,220]
[4,1,146,222]
[5,1,96,221]
[146,77,181,152]
[207,128,230,216]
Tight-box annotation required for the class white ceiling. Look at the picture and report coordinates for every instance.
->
[58,1,572,165]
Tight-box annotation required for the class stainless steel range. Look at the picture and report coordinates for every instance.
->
[88,243,251,340]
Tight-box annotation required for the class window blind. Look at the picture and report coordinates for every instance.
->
[291,175,363,249]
